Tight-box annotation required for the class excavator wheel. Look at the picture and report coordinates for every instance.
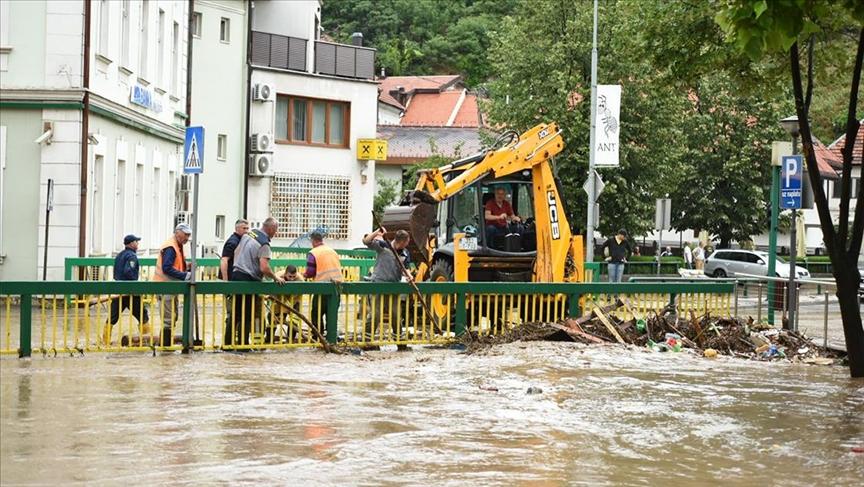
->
[429,259,454,322]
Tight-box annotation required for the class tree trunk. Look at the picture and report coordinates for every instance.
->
[790,36,864,378]
[834,264,864,377]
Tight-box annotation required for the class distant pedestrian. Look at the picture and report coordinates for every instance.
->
[693,242,706,270]
[633,246,642,257]
[683,243,693,269]
[602,229,631,283]
[305,232,343,341]
[153,224,192,346]
[227,217,285,348]
[660,246,673,258]
[103,234,150,346]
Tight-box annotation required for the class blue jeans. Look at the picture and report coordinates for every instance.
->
[608,262,625,282]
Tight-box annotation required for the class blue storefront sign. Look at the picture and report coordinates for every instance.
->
[130,83,163,113]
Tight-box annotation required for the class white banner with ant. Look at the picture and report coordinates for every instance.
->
[595,84,621,167]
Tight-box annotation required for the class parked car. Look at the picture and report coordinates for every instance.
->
[704,250,810,279]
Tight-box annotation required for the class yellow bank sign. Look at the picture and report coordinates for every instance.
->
[356,139,388,161]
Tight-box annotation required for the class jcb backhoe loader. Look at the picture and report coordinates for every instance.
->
[380,122,584,285]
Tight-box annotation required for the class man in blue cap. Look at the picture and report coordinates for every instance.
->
[103,234,151,345]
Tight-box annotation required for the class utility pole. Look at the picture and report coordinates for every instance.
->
[585,0,599,262]
[788,134,799,330]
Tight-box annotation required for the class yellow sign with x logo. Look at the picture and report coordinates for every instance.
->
[356,138,388,161]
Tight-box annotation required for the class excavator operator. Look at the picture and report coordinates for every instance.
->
[484,186,523,247]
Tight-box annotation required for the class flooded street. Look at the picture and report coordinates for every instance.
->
[2,343,863,485]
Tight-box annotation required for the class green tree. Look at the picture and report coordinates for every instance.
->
[322,0,519,85]
[717,0,864,376]
[373,177,401,228]
[485,0,689,238]
[668,74,788,248]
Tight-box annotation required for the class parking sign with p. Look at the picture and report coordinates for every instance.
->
[780,155,802,209]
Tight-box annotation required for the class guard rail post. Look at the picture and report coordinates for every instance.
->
[326,285,339,344]
[19,294,32,358]
[757,283,763,323]
[733,279,739,318]
[454,292,467,336]
[182,283,193,352]
[823,292,829,349]
[568,292,581,318]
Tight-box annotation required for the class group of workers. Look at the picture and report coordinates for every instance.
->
[103,217,412,348]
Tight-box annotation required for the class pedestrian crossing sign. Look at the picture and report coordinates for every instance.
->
[184,126,204,174]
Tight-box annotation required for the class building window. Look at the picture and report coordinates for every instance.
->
[98,0,110,57]
[139,0,149,78]
[275,95,350,148]
[217,134,227,161]
[271,173,351,239]
[220,17,230,43]
[191,12,202,38]
[171,22,179,94]
[833,177,861,199]
[121,0,131,67]
[157,9,165,86]
[215,215,225,239]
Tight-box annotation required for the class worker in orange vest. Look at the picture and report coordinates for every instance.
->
[304,231,342,341]
[153,223,192,346]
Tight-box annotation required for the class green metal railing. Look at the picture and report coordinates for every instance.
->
[1,280,735,357]
[65,257,375,282]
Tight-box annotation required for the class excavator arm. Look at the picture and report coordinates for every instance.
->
[382,122,582,282]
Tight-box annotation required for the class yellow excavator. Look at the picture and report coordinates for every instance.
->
[380,122,584,285]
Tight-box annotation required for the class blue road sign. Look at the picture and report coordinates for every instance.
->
[184,126,204,174]
[780,155,802,209]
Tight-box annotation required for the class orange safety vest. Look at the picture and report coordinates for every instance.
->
[309,245,343,282]
[153,238,186,281]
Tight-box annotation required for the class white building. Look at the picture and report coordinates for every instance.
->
[1,0,190,280]
[246,0,378,247]
[189,0,248,256]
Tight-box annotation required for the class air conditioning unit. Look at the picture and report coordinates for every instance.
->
[176,210,192,225]
[179,174,192,192]
[250,133,273,153]
[249,154,273,177]
[252,83,274,102]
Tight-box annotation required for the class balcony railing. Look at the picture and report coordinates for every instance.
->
[314,40,376,80]
[250,32,376,81]
[251,31,307,72]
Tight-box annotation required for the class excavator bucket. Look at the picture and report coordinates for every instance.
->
[379,203,437,265]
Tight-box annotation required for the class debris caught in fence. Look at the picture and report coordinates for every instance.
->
[462,303,844,364]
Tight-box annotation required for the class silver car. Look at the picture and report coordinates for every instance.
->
[704,250,810,279]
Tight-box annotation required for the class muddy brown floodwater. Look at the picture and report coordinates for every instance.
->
[1,342,863,485]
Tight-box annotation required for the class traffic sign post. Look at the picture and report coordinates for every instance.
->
[183,127,204,352]
[780,155,802,330]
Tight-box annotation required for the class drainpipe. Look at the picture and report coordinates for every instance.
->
[242,0,253,217]
[78,0,92,263]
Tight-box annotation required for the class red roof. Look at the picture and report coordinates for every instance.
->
[828,120,863,166]
[378,75,462,110]
[399,91,481,127]
[452,94,480,127]
[812,138,841,179]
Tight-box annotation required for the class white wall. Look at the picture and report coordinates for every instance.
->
[252,0,319,42]
[190,0,247,253]
[378,102,401,125]
[89,0,188,128]
[248,68,378,248]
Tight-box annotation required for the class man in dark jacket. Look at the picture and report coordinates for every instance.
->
[103,234,150,345]
[602,228,631,283]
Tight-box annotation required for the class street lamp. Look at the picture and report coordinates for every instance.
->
[779,115,800,331]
